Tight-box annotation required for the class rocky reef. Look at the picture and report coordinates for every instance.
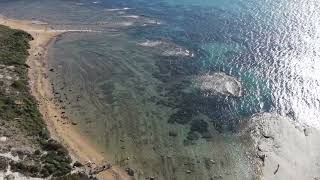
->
[139,39,194,58]
[244,113,320,180]
[194,72,242,97]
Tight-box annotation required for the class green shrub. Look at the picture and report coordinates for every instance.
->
[11,80,25,90]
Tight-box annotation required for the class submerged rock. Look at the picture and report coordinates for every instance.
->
[138,39,194,58]
[169,131,178,137]
[186,131,200,141]
[194,73,242,97]
[190,119,209,133]
[125,167,135,176]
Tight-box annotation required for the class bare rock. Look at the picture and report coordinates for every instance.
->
[245,113,320,180]
[4,174,15,180]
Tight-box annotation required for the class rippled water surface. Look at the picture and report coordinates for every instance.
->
[1,0,320,179]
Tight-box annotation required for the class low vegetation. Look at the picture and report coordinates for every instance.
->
[0,25,88,178]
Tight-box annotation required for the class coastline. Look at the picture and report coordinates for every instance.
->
[0,16,129,180]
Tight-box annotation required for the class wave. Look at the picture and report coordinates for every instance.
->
[162,48,194,57]
[139,39,194,58]
[121,15,140,19]
[138,40,163,47]
[105,7,132,12]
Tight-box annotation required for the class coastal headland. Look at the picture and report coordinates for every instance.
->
[0,15,130,179]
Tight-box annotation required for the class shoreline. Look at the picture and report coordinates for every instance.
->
[0,16,129,180]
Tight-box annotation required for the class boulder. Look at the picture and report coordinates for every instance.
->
[125,167,135,176]
[0,136,7,142]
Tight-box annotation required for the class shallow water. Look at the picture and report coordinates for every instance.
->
[1,0,320,179]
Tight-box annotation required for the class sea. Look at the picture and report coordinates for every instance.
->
[0,0,320,179]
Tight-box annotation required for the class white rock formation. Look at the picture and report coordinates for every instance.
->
[195,72,242,97]
[246,113,320,180]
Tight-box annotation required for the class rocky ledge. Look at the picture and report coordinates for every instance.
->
[244,113,320,180]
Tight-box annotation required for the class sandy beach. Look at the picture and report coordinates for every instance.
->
[0,15,129,180]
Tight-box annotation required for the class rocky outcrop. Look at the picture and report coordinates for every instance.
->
[139,39,194,58]
[195,73,242,97]
[244,113,320,180]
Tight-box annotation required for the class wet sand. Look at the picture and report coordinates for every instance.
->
[0,15,130,180]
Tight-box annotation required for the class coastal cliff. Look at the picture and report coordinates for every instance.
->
[0,23,100,179]
[0,16,130,180]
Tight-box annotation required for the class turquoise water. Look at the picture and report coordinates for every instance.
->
[1,0,320,179]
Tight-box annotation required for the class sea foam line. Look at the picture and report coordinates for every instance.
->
[29,29,102,33]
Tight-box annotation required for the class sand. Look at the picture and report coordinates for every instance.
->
[0,15,130,180]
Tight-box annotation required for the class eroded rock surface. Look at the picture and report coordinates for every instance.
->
[245,113,320,180]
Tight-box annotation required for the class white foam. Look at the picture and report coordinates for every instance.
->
[162,48,194,57]
[146,19,162,25]
[121,15,140,19]
[117,21,134,26]
[30,20,48,25]
[138,40,163,47]
[105,7,132,12]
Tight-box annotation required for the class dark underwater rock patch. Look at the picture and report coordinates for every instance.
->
[168,109,193,124]
[190,119,209,133]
